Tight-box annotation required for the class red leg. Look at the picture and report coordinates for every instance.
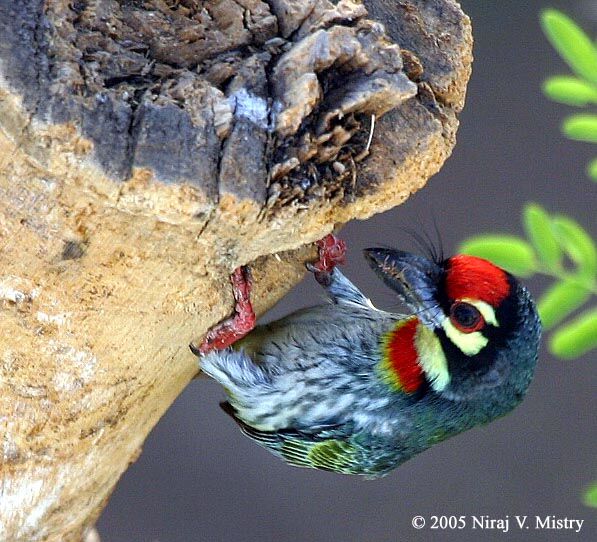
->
[307,234,347,283]
[192,266,256,354]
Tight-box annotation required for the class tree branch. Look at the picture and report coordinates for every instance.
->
[0,1,471,539]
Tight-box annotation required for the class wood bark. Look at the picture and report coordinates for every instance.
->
[0,1,472,540]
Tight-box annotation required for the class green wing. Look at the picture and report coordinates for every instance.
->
[280,438,360,474]
[220,402,391,476]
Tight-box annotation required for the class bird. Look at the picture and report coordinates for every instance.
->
[194,234,541,478]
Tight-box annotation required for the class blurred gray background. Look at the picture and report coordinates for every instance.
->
[98,1,596,540]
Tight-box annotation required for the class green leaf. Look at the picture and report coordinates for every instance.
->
[541,9,597,84]
[543,76,597,106]
[549,307,597,359]
[563,114,597,143]
[583,481,597,508]
[537,280,590,330]
[458,236,536,277]
[588,157,597,181]
[523,203,562,270]
[551,216,597,281]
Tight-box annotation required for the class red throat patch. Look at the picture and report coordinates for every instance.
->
[381,319,423,393]
[446,255,510,307]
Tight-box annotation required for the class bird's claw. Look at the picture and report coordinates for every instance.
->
[191,266,256,355]
[312,234,347,272]
[307,234,346,284]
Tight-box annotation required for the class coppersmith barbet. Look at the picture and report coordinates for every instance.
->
[194,235,541,477]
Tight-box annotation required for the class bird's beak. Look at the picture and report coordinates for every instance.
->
[363,248,444,329]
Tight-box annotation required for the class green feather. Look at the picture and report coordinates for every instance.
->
[282,439,358,473]
[220,402,396,477]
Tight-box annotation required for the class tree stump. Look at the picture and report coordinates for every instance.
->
[0,1,472,540]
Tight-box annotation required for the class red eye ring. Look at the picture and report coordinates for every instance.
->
[449,301,485,333]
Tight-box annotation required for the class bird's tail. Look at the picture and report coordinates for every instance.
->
[200,349,270,394]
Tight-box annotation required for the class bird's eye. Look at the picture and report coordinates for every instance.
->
[449,301,485,333]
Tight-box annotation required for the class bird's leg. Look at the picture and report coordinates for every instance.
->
[307,234,371,306]
[191,266,256,355]
[306,233,347,286]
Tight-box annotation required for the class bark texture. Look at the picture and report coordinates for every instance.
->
[0,1,472,540]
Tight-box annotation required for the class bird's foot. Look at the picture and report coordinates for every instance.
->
[307,233,347,285]
[190,266,256,355]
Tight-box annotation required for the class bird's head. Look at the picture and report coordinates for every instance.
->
[364,248,541,417]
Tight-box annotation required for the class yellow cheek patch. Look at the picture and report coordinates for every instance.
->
[414,324,450,392]
[442,319,488,356]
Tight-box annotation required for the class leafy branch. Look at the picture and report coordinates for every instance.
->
[584,482,597,508]
[541,9,597,181]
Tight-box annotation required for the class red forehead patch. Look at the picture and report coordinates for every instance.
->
[445,255,510,307]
